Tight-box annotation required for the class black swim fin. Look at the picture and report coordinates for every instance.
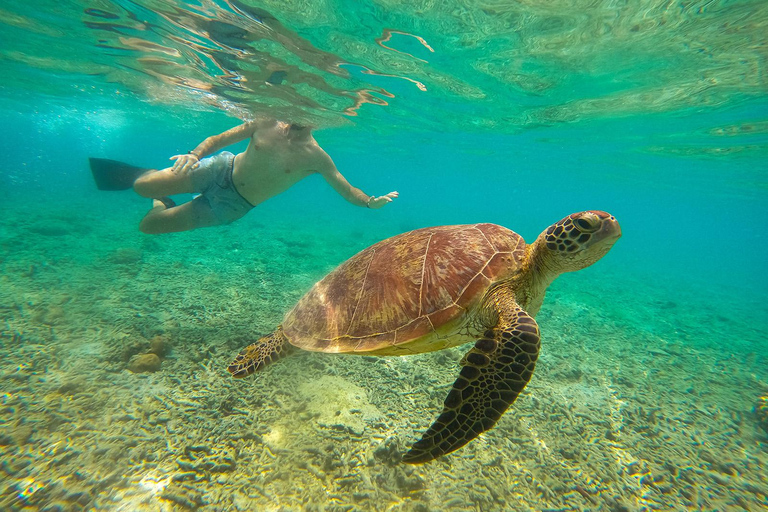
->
[89,157,149,191]
[266,70,287,85]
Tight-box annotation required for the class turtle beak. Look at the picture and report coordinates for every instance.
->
[604,217,621,241]
[592,211,621,242]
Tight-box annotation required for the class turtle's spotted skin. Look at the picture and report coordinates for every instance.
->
[227,211,621,463]
[545,212,613,256]
[404,303,541,463]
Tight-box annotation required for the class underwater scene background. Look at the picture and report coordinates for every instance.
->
[1,0,767,510]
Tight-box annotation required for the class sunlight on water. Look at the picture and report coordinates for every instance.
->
[1,0,766,132]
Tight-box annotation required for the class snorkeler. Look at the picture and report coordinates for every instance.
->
[89,119,399,234]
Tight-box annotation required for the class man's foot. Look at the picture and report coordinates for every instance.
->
[153,197,176,209]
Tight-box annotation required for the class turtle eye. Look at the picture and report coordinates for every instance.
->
[574,215,600,233]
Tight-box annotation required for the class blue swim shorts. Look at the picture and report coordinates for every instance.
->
[188,151,254,225]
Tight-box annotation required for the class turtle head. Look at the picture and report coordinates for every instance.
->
[535,211,621,274]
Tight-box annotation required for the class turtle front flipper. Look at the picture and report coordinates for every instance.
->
[403,304,540,464]
[227,327,295,378]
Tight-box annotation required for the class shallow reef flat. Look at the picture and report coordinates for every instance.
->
[1,204,767,511]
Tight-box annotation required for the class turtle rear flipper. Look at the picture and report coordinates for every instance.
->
[227,327,295,378]
[403,302,540,464]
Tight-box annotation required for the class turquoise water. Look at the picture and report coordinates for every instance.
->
[1,1,767,510]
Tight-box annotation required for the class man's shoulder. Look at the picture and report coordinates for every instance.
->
[307,145,335,173]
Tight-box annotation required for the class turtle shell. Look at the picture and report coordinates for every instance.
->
[282,224,525,354]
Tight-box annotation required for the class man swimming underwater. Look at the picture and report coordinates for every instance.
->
[90,118,398,234]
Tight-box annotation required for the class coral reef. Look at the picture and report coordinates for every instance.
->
[127,353,161,373]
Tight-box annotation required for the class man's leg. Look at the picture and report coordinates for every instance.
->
[133,167,196,199]
[139,195,220,234]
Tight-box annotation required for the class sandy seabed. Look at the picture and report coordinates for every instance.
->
[1,201,767,512]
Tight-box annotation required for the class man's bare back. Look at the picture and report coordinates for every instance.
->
[127,119,398,234]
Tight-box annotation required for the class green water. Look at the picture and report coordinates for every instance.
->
[1,1,767,511]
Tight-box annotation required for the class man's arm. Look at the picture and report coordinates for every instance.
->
[318,155,398,209]
[189,121,260,158]
[171,120,263,174]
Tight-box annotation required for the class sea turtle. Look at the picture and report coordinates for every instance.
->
[228,211,621,463]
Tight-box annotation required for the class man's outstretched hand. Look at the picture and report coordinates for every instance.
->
[369,191,399,209]
[170,154,200,174]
